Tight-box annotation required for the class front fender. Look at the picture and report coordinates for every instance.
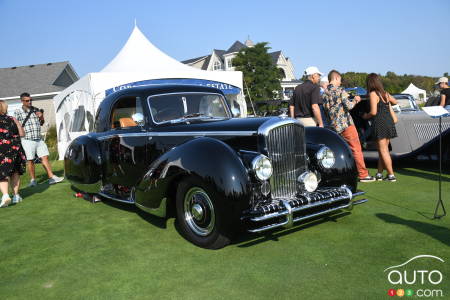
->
[305,127,358,192]
[135,137,252,217]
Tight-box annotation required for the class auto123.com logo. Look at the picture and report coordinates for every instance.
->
[384,255,445,297]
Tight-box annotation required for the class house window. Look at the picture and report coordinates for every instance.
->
[213,61,222,70]
[227,58,233,68]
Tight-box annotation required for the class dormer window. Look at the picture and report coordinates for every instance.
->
[227,58,233,68]
[213,61,222,71]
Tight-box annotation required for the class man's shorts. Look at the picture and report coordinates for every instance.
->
[296,117,317,127]
[21,139,50,161]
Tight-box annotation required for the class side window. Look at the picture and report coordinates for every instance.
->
[110,96,143,129]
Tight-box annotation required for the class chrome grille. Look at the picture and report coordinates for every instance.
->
[266,123,306,199]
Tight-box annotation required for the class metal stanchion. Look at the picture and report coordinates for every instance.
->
[433,116,446,219]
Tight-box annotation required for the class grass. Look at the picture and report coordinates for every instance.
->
[0,161,449,299]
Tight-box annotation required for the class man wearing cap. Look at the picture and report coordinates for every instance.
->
[289,66,324,127]
[436,77,450,109]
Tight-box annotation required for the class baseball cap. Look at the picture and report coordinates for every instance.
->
[305,66,323,76]
[435,77,448,84]
[320,76,329,83]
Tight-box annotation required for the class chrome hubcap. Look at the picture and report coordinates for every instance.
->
[184,187,215,236]
[191,203,204,220]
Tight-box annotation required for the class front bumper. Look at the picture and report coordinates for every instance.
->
[243,186,367,233]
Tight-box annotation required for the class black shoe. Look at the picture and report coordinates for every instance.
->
[375,173,383,181]
[383,175,397,182]
[359,175,376,183]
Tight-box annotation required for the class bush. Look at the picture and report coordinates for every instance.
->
[45,126,59,160]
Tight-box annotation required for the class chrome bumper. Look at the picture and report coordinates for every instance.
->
[244,186,367,233]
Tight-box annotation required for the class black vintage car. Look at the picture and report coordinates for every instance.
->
[65,85,367,249]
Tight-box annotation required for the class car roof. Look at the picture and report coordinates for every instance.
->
[108,84,225,98]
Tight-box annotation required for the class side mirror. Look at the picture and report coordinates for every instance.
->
[132,113,145,126]
[231,107,241,118]
[392,104,401,113]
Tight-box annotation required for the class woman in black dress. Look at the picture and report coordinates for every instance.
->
[363,73,398,182]
[0,100,26,207]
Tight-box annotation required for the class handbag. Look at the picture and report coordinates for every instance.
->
[378,92,398,124]
[388,102,398,124]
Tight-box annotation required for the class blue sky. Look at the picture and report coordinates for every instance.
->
[0,0,448,78]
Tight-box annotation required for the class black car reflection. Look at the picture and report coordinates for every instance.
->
[65,85,367,249]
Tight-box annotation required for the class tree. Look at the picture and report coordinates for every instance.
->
[233,42,283,102]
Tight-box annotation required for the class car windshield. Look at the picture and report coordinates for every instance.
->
[393,95,416,110]
[148,93,230,124]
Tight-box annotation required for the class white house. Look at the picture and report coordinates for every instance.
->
[182,39,301,100]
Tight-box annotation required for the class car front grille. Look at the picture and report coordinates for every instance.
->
[265,122,306,199]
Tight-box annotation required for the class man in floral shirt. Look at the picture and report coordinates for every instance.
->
[322,70,375,182]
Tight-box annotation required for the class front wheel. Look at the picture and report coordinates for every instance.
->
[176,177,232,249]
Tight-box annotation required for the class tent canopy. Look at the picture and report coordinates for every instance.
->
[401,83,426,101]
[53,25,244,159]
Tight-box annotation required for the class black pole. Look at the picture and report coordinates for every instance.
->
[434,116,446,218]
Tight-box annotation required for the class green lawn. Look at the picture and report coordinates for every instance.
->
[0,161,449,300]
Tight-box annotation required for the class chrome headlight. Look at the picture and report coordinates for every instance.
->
[298,172,318,192]
[252,155,273,181]
[316,146,335,168]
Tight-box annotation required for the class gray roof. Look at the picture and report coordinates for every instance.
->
[181,55,208,64]
[269,51,281,64]
[226,41,246,54]
[0,61,79,98]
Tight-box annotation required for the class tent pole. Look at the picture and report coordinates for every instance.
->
[244,79,257,116]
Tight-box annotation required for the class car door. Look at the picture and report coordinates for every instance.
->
[100,95,149,191]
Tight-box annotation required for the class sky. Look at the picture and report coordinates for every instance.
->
[0,0,449,79]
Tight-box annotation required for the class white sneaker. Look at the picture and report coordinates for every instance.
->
[0,194,11,208]
[49,175,64,185]
[12,194,23,204]
[28,179,37,187]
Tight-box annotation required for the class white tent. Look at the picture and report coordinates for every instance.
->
[401,83,426,102]
[54,26,245,159]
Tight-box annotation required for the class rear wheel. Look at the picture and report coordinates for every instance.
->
[176,177,231,249]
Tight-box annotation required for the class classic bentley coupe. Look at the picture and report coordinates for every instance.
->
[65,85,367,249]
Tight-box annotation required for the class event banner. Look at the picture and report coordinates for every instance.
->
[105,78,241,96]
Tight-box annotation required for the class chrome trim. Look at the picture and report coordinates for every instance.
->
[135,198,167,218]
[281,200,293,228]
[183,187,215,237]
[352,199,368,206]
[263,121,306,199]
[97,131,256,141]
[251,155,273,181]
[246,187,367,233]
[98,191,134,204]
[258,118,302,136]
[250,194,350,222]
[248,202,352,233]
[146,92,231,125]
[71,180,101,194]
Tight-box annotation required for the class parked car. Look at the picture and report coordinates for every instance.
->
[65,85,367,249]
[351,93,450,161]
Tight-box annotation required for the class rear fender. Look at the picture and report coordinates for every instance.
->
[64,134,102,193]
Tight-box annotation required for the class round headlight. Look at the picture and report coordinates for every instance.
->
[252,155,273,181]
[298,172,318,192]
[316,146,335,168]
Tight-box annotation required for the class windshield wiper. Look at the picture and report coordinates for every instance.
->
[183,113,206,118]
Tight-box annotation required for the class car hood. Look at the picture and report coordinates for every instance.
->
[152,117,274,133]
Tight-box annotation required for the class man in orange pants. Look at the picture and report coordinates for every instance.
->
[322,70,375,182]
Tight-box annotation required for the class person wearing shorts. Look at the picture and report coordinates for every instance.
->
[14,92,63,187]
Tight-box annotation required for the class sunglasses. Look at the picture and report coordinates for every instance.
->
[22,100,32,103]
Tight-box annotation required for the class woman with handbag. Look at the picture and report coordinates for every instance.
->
[363,73,398,182]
